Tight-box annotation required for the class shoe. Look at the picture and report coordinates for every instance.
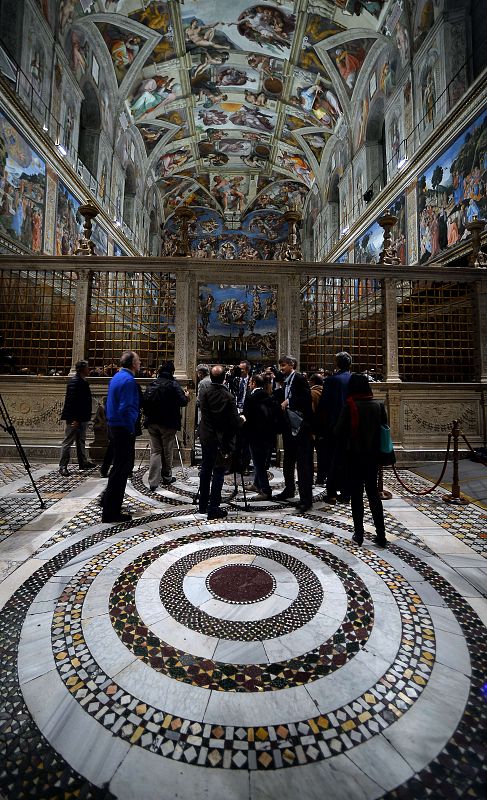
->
[352,533,364,546]
[80,461,96,470]
[275,490,295,501]
[99,468,109,478]
[252,492,272,501]
[246,483,259,492]
[59,466,70,477]
[149,485,158,492]
[162,476,177,485]
[102,512,132,523]
[337,494,350,504]
[207,508,228,520]
[321,495,337,505]
[374,535,387,548]
[295,502,312,512]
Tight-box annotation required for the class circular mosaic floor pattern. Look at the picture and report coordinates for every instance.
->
[15,514,475,794]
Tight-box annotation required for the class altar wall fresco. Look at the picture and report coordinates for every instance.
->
[197,283,277,363]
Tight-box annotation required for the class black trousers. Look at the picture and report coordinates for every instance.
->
[282,427,313,505]
[102,426,135,519]
[349,461,385,538]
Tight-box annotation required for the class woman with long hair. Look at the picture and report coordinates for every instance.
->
[334,373,388,547]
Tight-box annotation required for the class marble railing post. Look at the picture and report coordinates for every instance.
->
[70,269,92,374]
[277,274,301,365]
[382,277,401,383]
[174,268,197,381]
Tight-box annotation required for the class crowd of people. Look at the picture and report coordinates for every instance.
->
[57,350,389,545]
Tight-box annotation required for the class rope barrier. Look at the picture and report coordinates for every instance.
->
[389,433,452,495]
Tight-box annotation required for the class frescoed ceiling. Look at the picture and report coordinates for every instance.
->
[60,0,392,222]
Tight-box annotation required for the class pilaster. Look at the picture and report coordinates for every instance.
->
[277,274,301,365]
[174,269,197,381]
[70,269,92,373]
[382,278,401,383]
[474,277,487,383]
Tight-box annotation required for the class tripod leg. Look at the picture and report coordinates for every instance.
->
[0,394,45,508]
[175,434,186,479]
[138,442,150,470]
[240,472,249,511]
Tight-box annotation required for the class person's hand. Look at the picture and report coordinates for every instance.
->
[184,389,190,397]
[240,414,246,422]
[71,420,80,428]
[281,399,289,410]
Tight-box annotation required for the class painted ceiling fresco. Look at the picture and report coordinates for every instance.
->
[60,0,395,224]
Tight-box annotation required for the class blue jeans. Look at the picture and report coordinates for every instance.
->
[250,442,271,495]
[199,444,225,513]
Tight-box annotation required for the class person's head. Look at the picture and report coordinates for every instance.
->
[239,359,251,376]
[210,364,226,384]
[120,350,140,374]
[197,363,209,380]
[250,373,264,390]
[75,359,89,377]
[159,359,175,376]
[308,373,323,387]
[335,351,352,371]
[347,372,373,397]
[278,355,295,377]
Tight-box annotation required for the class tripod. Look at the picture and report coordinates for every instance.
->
[0,393,45,508]
[192,465,250,511]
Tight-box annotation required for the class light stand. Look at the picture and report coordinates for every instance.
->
[0,393,45,508]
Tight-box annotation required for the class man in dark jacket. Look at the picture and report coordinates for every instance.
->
[316,351,352,503]
[58,359,95,476]
[243,373,277,500]
[144,360,189,491]
[275,355,313,511]
[198,364,244,519]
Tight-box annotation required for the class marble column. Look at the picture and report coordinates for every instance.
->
[70,269,92,374]
[382,277,401,383]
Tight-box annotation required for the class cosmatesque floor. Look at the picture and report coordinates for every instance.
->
[0,461,485,800]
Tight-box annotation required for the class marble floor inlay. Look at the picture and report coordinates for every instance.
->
[0,462,485,799]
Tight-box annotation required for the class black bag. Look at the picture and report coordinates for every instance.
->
[286,408,304,437]
[142,382,164,417]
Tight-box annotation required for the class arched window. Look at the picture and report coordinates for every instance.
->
[123,163,136,229]
[78,82,101,177]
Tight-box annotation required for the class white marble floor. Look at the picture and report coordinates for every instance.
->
[0,463,485,800]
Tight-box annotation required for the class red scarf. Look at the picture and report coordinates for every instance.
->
[346,393,373,437]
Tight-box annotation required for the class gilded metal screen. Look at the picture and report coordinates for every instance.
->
[396,281,475,382]
[300,276,384,377]
[88,271,176,373]
[0,269,76,374]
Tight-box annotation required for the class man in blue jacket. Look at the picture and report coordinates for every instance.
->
[101,350,140,523]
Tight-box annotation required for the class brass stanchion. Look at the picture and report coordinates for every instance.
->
[73,201,99,255]
[443,419,469,505]
[378,466,392,500]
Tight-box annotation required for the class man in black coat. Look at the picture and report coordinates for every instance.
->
[198,364,244,519]
[275,355,313,511]
[59,359,95,476]
[243,373,277,500]
[316,351,352,503]
[143,360,189,491]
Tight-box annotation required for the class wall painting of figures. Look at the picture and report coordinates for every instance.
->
[417,107,487,263]
[0,110,46,253]
[198,283,277,364]
[354,193,406,264]
[55,181,82,255]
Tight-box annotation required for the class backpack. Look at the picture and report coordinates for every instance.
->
[142,381,165,418]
